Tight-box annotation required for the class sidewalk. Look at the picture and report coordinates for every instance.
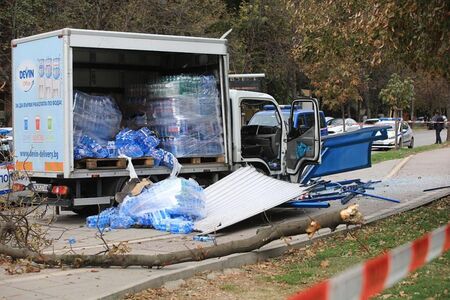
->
[1,147,449,300]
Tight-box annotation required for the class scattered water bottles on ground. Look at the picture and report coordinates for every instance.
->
[85,177,206,234]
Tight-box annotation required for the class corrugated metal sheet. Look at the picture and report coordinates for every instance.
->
[194,167,308,233]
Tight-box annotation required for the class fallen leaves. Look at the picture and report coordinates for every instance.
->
[320,260,330,269]
[4,259,41,275]
[108,242,131,255]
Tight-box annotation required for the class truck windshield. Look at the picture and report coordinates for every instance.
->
[248,112,280,127]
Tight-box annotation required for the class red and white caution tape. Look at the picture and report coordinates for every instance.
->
[288,223,450,300]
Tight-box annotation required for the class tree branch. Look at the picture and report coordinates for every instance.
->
[0,205,363,268]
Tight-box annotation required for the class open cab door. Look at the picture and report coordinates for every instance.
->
[285,98,321,181]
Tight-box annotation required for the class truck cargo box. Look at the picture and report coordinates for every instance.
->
[12,29,230,179]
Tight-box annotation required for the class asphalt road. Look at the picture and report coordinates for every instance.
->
[413,128,448,147]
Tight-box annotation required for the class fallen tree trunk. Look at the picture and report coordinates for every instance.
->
[0,205,363,268]
[0,222,16,238]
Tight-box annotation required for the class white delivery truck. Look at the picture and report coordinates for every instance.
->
[12,28,383,214]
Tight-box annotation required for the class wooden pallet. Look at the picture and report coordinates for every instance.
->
[75,158,127,170]
[131,157,154,168]
[178,155,225,165]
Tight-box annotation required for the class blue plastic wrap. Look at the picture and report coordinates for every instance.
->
[85,177,203,234]
[135,127,160,155]
[86,207,119,229]
[79,135,109,158]
[110,214,135,229]
[115,128,144,158]
[74,145,93,160]
[120,177,206,221]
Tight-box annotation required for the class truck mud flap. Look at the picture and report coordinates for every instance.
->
[300,126,388,184]
[194,166,308,233]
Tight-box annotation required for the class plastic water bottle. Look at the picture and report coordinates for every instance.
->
[169,219,193,234]
[106,141,117,158]
[193,235,215,242]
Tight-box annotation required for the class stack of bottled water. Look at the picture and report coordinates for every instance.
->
[77,135,109,158]
[115,128,144,158]
[144,74,224,157]
[86,207,119,229]
[85,177,206,234]
[73,91,122,146]
[109,214,135,229]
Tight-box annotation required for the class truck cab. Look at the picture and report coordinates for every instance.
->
[230,90,322,182]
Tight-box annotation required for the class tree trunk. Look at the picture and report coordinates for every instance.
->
[0,205,363,268]
[394,109,400,149]
[341,104,346,132]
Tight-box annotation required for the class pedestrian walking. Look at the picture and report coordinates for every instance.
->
[433,111,445,144]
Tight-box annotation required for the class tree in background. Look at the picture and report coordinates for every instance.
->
[228,0,299,102]
[356,0,449,80]
[289,0,380,126]
[414,71,450,118]
[0,0,228,125]
[379,73,415,148]
[0,0,448,123]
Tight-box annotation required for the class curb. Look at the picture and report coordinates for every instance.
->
[98,189,449,300]
[383,155,413,180]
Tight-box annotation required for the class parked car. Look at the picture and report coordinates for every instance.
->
[325,117,334,124]
[372,119,414,149]
[362,118,381,127]
[327,118,360,135]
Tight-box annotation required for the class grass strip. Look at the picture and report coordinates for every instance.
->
[268,197,450,299]
[372,142,448,164]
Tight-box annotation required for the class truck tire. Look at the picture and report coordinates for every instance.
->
[72,177,129,216]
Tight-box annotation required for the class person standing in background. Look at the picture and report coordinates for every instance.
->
[433,111,444,144]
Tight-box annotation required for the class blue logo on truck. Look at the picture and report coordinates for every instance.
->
[17,61,36,92]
